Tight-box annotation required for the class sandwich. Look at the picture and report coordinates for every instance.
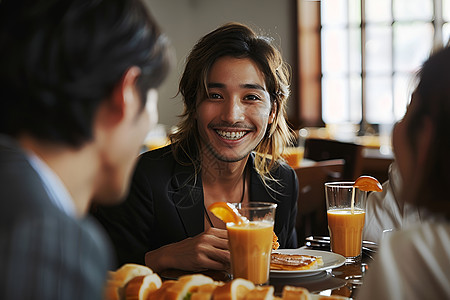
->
[212,278,255,300]
[190,282,224,300]
[104,263,156,300]
[163,274,214,300]
[125,273,162,300]
[244,286,274,300]
[281,286,310,300]
[147,280,177,300]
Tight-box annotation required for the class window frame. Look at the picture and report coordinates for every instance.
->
[295,0,449,131]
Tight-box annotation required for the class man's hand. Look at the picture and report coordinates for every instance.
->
[145,228,230,272]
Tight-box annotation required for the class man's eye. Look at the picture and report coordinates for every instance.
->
[208,93,222,99]
[245,94,261,101]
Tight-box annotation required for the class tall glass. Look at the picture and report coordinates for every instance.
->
[325,182,367,263]
[227,202,277,285]
[281,129,306,168]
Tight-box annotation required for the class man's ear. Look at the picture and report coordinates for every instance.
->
[268,101,277,124]
[108,66,142,123]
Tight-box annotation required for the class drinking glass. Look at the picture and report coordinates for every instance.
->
[227,202,277,285]
[281,129,306,168]
[325,182,368,263]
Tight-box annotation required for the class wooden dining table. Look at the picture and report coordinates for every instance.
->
[158,241,374,299]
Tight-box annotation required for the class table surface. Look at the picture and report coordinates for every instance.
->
[158,245,373,299]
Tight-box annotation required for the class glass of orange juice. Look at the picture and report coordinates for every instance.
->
[325,182,368,263]
[227,202,277,285]
[282,146,304,168]
[281,129,306,168]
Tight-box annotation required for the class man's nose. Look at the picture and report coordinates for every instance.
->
[222,96,245,123]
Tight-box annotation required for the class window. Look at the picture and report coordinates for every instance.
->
[297,0,450,129]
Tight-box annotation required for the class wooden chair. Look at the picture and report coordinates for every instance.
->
[303,138,364,180]
[294,159,344,246]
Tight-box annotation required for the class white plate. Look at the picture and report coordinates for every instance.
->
[270,249,346,278]
[310,295,351,300]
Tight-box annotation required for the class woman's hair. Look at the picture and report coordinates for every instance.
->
[0,0,172,147]
[407,45,450,217]
[170,22,294,181]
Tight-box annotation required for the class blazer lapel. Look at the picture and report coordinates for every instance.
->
[248,153,281,206]
[169,162,205,237]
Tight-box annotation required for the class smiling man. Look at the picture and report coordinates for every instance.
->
[93,23,299,273]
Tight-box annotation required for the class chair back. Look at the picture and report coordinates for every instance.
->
[304,138,363,180]
[294,159,344,245]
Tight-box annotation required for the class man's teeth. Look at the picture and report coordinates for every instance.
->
[216,130,246,140]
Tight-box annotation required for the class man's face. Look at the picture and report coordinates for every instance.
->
[95,87,158,204]
[195,56,275,163]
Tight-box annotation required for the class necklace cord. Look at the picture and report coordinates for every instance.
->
[204,167,247,228]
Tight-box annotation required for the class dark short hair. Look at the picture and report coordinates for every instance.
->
[0,0,172,147]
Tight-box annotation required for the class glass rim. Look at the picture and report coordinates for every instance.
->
[230,202,277,210]
[325,181,356,188]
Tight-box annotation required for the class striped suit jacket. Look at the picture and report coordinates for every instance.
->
[0,135,112,300]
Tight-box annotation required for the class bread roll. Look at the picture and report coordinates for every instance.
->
[125,273,162,300]
[190,282,224,300]
[104,279,123,300]
[212,278,255,300]
[244,286,274,300]
[113,264,153,284]
[164,274,214,300]
[103,264,154,300]
[281,286,310,300]
[147,280,177,300]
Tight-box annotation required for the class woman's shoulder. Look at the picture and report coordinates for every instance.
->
[386,222,450,252]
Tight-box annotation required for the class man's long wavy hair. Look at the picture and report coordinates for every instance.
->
[170,22,295,184]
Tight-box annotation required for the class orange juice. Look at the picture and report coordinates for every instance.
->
[227,221,273,284]
[327,208,365,258]
[282,147,304,168]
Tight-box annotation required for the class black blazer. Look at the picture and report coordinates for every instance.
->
[94,145,298,267]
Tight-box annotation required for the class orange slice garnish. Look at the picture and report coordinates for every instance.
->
[354,175,383,192]
[208,202,243,224]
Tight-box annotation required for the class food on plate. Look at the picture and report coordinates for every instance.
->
[112,263,154,284]
[272,231,280,250]
[125,274,162,300]
[208,202,244,224]
[244,286,275,300]
[190,282,224,300]
[281,286,310,300]
[353,175,382,192]
[147,280,176,300]
[163,274,214,300]
[212,278,255,300]
[104,263,155,300]
[103,263,350,300]
[270,253,324,271]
